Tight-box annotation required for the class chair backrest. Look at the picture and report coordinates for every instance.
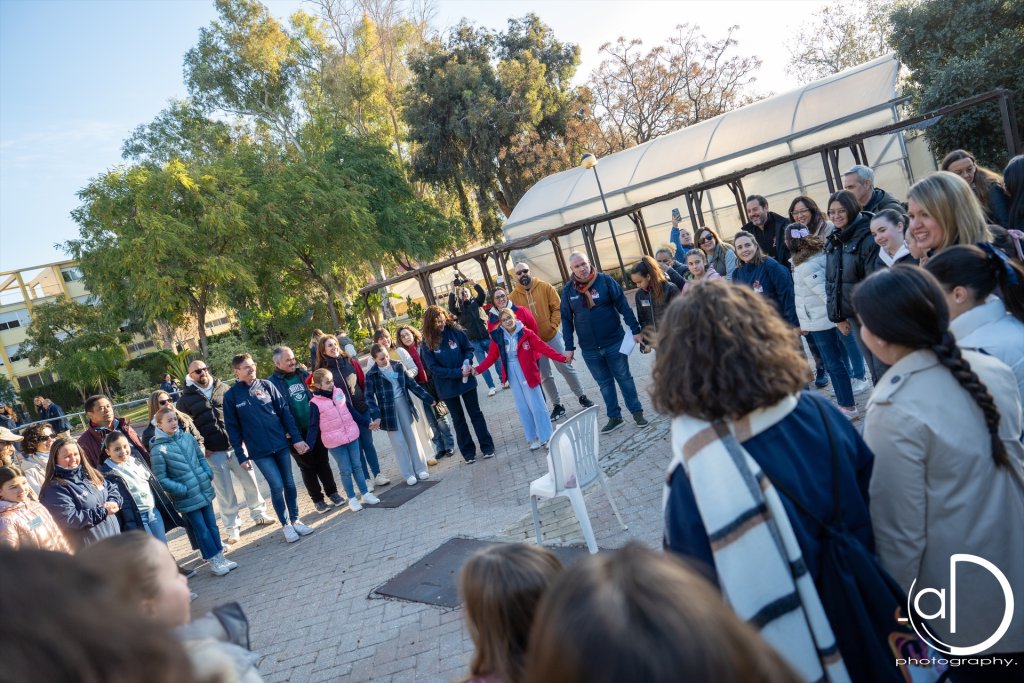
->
[547,406,600,492]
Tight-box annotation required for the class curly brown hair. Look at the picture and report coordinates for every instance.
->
[651,281,808,420]
[394,325,423,351]
[421,305,449,351]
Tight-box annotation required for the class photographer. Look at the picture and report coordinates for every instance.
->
[447,274,500,396]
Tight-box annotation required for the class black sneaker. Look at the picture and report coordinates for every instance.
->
[179,566,198,579]
[550,404,567,421]
[465,457,477,464]
[814,367,830,388]
[482,452,495,459]
[579,395,595,408]
[314,500,331,513]
[632,411,650,427]
[601,417,624,433]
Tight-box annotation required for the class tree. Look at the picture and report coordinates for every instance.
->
[589,24,761,152]
[785,1,895,85]
[0,375,18,409]
[405,15,583,237]
[890,0,1024,168]
[67,154,254,356]
[20,299,131,398]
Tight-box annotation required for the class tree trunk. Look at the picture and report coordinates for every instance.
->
[196,303,209,357]
[326,297,341,332]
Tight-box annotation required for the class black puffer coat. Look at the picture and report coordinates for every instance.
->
[825,211,879,322]
[176,380,231,452]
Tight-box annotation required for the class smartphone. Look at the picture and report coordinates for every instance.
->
[671,208,681,221]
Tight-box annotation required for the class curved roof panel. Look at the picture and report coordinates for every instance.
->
[503,54,900,240]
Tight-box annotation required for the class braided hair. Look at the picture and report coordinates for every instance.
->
[853,266,1010,469]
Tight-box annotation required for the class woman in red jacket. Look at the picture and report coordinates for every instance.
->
[476,309,567,450]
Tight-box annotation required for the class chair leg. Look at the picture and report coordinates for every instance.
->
[599,473,628,531]
[567,489,598,554]
[530,496,544,546]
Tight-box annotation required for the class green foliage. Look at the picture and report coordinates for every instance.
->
[204,333,245,380]
[68,146,255,355]
[164,349,198,386]
[405,14,583,235]
[0,376,19,408]
[21,299,131,397]
[126,351,176,385]
[116,368,152,401]
[405,296,424,330]
[890,0,1024,168]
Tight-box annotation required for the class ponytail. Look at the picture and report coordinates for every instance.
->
[930,330,1009,469]
[927,244,1024,323]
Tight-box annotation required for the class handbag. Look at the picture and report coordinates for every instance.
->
[761,399,937,683]
[432,400,449,420]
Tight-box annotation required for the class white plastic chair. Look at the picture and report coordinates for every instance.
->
[529,406,628,554]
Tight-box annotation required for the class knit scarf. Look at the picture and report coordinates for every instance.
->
[665,395,849,683]
[572,269,599,309]
[403,344,428,384]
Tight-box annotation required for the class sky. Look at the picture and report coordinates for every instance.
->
[0,0,830,272]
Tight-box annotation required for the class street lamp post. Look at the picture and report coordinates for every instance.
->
[580,153,628,283]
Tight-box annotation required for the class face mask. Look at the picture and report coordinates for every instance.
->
[518,275,531,286]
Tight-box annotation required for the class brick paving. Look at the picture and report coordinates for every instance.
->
[171,336,874,683]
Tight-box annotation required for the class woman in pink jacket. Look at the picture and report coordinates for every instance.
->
[0,466,71,552]
[476,309,567,450]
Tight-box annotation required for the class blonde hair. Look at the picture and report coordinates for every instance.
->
[499,309,516,324]
[312,368,333,386]
[908,171,992,251]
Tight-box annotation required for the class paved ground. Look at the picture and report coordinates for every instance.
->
[171,335,873,683]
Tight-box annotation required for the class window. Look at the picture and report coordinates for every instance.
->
[128,339,156,353]
[204,316,230,331]
[61,267,84,283]
[0,309,30,331]
[17,372,50,390]
[74,294,97,305]
[4,343,27,363]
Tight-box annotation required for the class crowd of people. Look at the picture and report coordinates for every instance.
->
[2,152,1023,682]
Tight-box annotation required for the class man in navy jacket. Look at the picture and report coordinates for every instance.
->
[224,353,314,542]
[561,252,648,433]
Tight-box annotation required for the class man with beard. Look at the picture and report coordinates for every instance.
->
[742,195,791,269]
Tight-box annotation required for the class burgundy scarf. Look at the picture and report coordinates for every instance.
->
[572,269,599,309]
[404,344,429,384]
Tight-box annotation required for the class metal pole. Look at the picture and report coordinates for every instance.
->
[591,168,628,281]
[999,92,1022,157]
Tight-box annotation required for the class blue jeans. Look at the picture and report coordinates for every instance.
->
[469,339,497,389]
[839,320,866,381]
[580,345,642,419]
[809,329,855,408]
[357,424,380,478]
[141,508,167,544]
[421,395,454,454]
[185,504,222,560]
[328,440,368,498]
[252,448,299,525]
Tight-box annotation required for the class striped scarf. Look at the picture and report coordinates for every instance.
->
[665,395,849,683]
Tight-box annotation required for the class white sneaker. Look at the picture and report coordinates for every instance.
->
[210,557,231,576]
[375,473,391,486]
[365,478,375,492]
[362,492,380,505]
[838,405,859,420]
[282,524,300,543]
[488,387,497,397]
[216,552,238,571]
[851,377,872,395]
[292,519,315,536]
[406,476,418,486]
[529,440,542,450]
[348,497,363,512]
[502,382,510,389]
[417,471,429,480]
[226,528,241,544]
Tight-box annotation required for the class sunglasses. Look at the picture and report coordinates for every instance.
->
[515,269,529,275]
[158,399,172,406]
[699,236,714,243]
[191,367,209,375]
[41,434,55,441]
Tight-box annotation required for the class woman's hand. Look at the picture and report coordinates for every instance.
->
[370,419,381,431]
[104,502,120,515]
[836,320,851,336]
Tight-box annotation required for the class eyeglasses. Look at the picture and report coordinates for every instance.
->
[158,399,172,406]
[515,268,529,275]
[494,294,507,299]
[191,367,209,375]
[792,208,811,216]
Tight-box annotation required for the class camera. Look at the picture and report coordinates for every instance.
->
[453,270,467,287]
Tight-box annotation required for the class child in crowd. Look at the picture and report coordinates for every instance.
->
[0,466,71,552]
[78,532,264,683]
[629,256,680,350]
[150,407,237,577]
[365,344,436,485]
[680,248,722,295]
[523,544,800,683]
[39,437,122,550]
[870,209,915,269]
[16,423,54,495]
[460,543,563,683]
[475,309,567,450]
[307,369,380,512]
[101,431,185,544]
